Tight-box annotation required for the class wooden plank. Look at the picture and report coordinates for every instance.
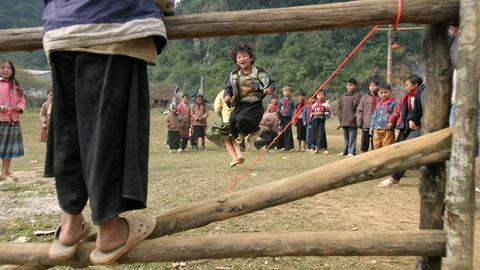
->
[0,0,460,52]
[0,231,446,267]
[415,23,452,270]
[445,0,479,268]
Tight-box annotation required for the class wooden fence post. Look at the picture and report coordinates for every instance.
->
[445,0,478,268]
[416,23,452,270]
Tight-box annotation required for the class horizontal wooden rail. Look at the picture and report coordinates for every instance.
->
[151,128,452,238]
[0,230,446,267]
[0,0,459,52]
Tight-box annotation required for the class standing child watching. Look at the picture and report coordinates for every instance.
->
[356,79,379,152]
[278,86,295,151]
[223,43,276,167]
[302,97,316,151]
[293,91,307,152]
[40,89,53,142]
[369,83,397,149]
[311,90,330,154]
[338,78,362,156]
[378,75,425,187]
[177,94,191,152]
[165,103,181,153]
[191,95,208,151]
[267,95,279,113]
[0,60,25,181]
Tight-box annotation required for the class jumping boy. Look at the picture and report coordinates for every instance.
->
[223,43,276,167]
[356,78,379,152]
[338,78,362,156]
[278,86,295,151]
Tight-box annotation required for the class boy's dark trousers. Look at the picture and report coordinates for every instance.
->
[167,131,181,149]
[391,128,421,181]
[180,136,189,150]
[254,131,276,149]
[281,115,294,151]
[360,128,373,152]
[342,127,357,155]
[314,118,328,149]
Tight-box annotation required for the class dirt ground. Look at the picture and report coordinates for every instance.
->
[0,110,479,270]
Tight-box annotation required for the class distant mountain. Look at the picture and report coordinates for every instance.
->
[0,0,424,100]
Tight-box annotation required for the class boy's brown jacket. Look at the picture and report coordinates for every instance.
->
[337,91,362,127]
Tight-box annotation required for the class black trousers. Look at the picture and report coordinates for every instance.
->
[49,52,149,224]
[229,101,263,140]
[167,131,181,150]
[360,129,373,152]
[391,129,421,181]
[281,115,294,150]
[296,122,306,141]
[313,118,328,149]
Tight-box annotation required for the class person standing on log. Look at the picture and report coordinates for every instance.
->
[223,43,276,166]
[43,0,168,264]
[378,75,425,187]
[337,78,362,156]
[0,60,25,181]
[356,78,379,152]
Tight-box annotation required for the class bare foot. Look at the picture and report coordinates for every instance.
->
[96,217,128,252]
[59,213,85,245]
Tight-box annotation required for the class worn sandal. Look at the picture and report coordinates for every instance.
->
[49,221,92,261]
[90,214,156,265]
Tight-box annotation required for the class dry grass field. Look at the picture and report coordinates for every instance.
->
[0,108,479,270]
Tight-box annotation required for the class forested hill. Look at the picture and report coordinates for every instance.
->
[1,0,424,100]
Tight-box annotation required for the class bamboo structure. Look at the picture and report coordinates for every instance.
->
[0,0,478,268]
[0,129,452,267]
[445,0,479,268]
[0,231,445,268]
[0,0,460,52]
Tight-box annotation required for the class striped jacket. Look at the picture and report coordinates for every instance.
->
[43,0,167,55]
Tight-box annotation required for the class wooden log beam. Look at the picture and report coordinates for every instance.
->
[0,230,446,267]
[0,0,460,52]
[149,128,452,239]
[415,23,452,270]
[446,0,478,268]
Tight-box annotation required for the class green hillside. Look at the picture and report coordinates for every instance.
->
[0,0,424,100]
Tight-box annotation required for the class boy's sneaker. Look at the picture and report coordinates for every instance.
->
[338,152,346,156]
[378,178,399,187]
[168,150,173,154]
[323,150,329,154]
[476,186,480,193]
[177,149,183,153]
[347,153,355,157]
[200,145,206,151]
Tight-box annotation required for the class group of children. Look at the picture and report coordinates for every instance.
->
[164,42,425,187]
[165,94,209,153]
